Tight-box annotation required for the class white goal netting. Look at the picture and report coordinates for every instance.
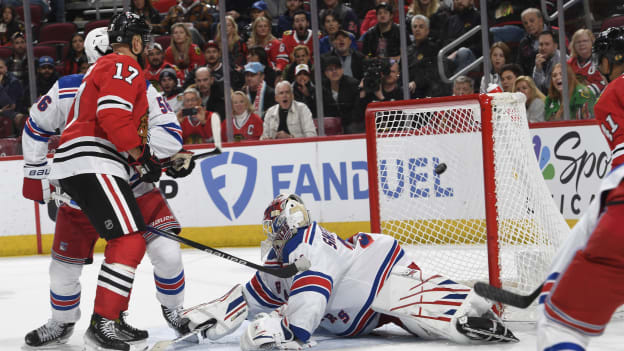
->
[368,93,570,320]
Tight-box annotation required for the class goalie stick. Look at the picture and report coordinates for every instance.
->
[162,113,223,169]
[147,226,310,279]
[149,320,216,351]
[473,282,544,309]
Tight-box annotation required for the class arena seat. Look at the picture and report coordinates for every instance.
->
[38,23,77,44]
[33,45,57,60]
[84,19,110,36]
[0,46,13,60]
[15,5,43,27]
[314,117,344,136]
[0,137,19,156]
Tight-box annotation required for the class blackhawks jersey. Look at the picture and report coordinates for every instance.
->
[50,53,150,181]
[276,30,318,71]
[243,222,406,343]
[594,75,624,168]
[220,112,263,141]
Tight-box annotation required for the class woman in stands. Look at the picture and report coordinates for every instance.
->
[165,23,205,80]
[544,63,596,121]
[480,41,511,93]
[130,0,162,25]
[63,33,87,75]
[567,28,607,96]
[0,6,23,45]
[247,16,281,71]
[221,90,263,141]
[214,15,248,70]
[513,75,546,123]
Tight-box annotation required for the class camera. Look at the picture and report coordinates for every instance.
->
[362,58,391,95]
[182,108,198,116]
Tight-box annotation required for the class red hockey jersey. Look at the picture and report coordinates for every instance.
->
[594,75,624,168]
[568,56,607,96]
[51,53,149,181]
[276,30,318,71]
[221,112,263,141]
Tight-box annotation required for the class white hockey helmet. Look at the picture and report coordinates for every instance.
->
[262,193,311,258]
[85,27,111,64]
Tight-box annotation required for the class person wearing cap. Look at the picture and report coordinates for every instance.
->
[323,29,366,81]
[291,63,316,116]
[6,31,27,85]
[151,0,213,45]
[360,0,403,37]
[361,2,406,59]
[201,40,244,90]
[0,57,24,135]
[159,67,184,113]
[261,81,316,140]
[35,56,60,97]
[250,1,270,21]
[320,0,359,34]
[282,45,313,83]
[277,10,318,72]
[321,55,361,134]
[319,9,358,55]
[146,42,185,86]
[278,0,304,34]
[243,61,275,118]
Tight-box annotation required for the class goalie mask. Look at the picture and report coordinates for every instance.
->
[262,194,311,260]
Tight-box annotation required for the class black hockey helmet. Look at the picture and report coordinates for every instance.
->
[108,12,151,46]
[593,26,624,66]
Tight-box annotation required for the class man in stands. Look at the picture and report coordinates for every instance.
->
[278,0,304,34]
[261,81,317,139]
[320,0,359,34]
[145,43,184,88]
[6,31,27,85]
[361,2,404,59]
[243,61,275,118]
[443,0,481,74]
[533,30,566,94]
[324,29,365,81]
[160,68,184,113]
[203,40,245,90]
[452,75,474,96]
[407,15,447,98]
[517,8,547,78]
[194,67,226,121]
[321,55,360,134]
[500,63,524,92]
[277,10,316,72]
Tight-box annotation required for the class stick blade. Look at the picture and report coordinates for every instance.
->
[474,282,541,309]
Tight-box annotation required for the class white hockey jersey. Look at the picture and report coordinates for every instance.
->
[243,222,407,343]
[22,74,183,198]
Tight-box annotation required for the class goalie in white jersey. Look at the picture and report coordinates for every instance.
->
[181,193,519,350]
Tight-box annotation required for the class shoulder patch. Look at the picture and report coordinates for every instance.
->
[284,30,292,35]
[194,46,201,55]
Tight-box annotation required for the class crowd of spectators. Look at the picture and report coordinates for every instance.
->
[0,0,617,148]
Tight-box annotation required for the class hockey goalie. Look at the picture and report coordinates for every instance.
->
[181,194,518,349]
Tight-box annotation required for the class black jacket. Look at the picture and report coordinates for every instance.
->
[322,49,366,81]
[361,23,405,58]
[322,75,361,133]
[407,38,451,98]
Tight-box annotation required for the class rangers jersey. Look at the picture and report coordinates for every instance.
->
[243,222,406,342]
[23,74,183,198]
[594,74,624,168]
[50,53,150,181]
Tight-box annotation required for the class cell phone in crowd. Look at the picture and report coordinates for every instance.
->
[182,108,198,116]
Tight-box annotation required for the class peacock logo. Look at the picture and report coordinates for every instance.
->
[533,135,555,180]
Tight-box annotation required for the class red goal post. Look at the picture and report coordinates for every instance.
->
[365,93,570,320]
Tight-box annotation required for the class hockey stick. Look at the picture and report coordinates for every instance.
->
[149,320,216,351]
[162,113,223,169]
[147,226,310,278]
[473,282,544,309]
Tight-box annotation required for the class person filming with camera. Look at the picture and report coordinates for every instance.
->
[360,58,402,104]
[176,87,216,144]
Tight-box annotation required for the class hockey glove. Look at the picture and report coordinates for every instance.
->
[165,149,195,178]
[129,144,162,183]
[23,163,54,204]
[240,313,316,350]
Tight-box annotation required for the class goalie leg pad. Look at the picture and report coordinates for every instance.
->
[181,284,248,341]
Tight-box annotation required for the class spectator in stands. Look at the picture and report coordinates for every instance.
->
[278,0,304,34]
[165,23,206,80]
[568,28,607,97]
[77,56,89,74]
[319,0,359,34]
[452,75,474,96]
[533,30,566,94]
[194,67,226,122]
[2,0,49,17]
[406,15,448,98]
[321,55,361,133]
[513,75,546,123]
[291,63,316,116]
[407,0,451,42]
[250,1,271,21]
[159,68,184,113]
[361,2,405,59]
[323,29,365,81]
[6,31,27,85]
[545,63,595,121]
[277,10,316,72]
[176,87,214,144]
[487,0,540,44]
[243,61,275,118]
[517,8,547,79]
[247,45,277,88]
[223,90,263,141]
[479,42,511,93]
[360,0,402,37]
[214,15,248,69]
[0,57,22,136]
[500,63,524,92]
[131,0,162,25]
[32,56,59,98]
[145,43,185,89]
[62,33,87,76]
[153,0,213,45]
[283,45,313,83]
[262,81,317,139]
[0,6,23,45]
[247,16,282,73]
[443,0,481,74]
[360,59,403,107]
[319,9,357,55]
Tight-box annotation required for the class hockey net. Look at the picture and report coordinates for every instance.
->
[365,93,570,321]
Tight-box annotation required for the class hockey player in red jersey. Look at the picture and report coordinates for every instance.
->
[537,26,624,350]
[46,12,162,351]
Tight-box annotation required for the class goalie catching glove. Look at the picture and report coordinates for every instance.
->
[165,149,195,178]
[240,309,316,351]
[128,144,162,183]
[23,163,54,203]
